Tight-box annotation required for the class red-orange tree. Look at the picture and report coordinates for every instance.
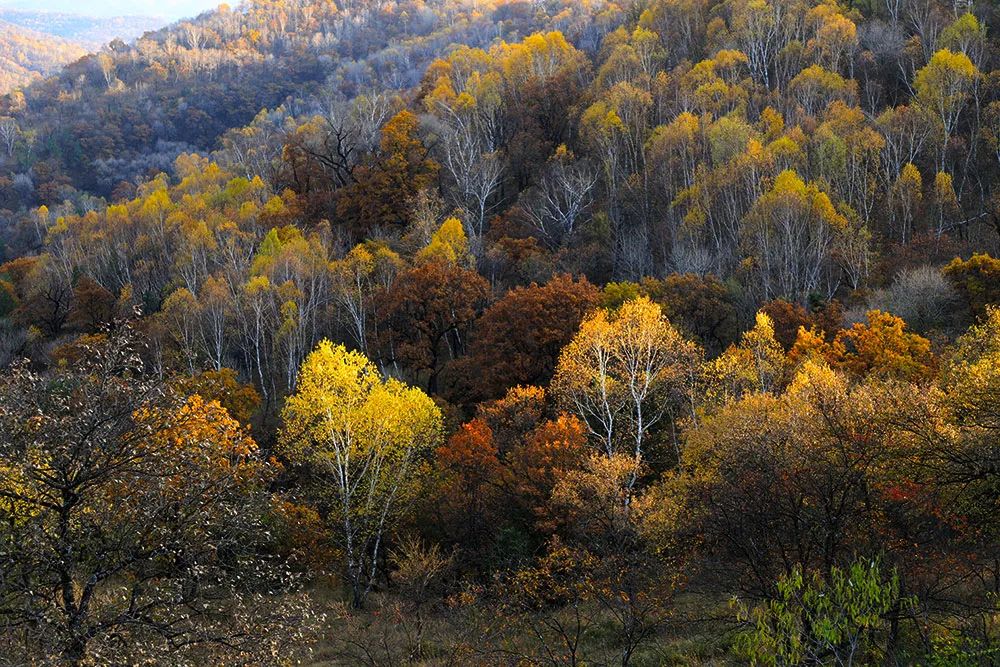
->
[376,260,489,394]
[459,274,599,401]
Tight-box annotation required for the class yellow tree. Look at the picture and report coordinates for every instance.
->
[552,297,700,480]
[929,307,1000,556]
[744,169,848,303]
[280,341,442,607]
[914,49,978,169]
[891,162,922,244]
[330,243,402,354]
[415,216,473,268]
[943,306,1000,434]
[703,311,787,403]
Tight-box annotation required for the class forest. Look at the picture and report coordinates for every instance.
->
[1,0,1000,664]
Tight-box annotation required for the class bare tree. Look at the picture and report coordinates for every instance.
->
[521,149,598,247]
[440,122,505,240]
[0,323,314,665]
[0,117,18,159]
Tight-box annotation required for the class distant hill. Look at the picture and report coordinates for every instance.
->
[0,0,611,200]
[0,20,87,92]
[0,9,163,48]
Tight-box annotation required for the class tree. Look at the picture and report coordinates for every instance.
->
[788,65,855,120]
[67,276,117,333]
[459,274,599,401]
[704,311,788,403]
[415,217,474,268]
[735,560,909,666]
[520,146,599,247]
[867,265,961,335]
[335,110,439,236]
[930,170,960,238]
[552,297,700,479]
[550,453,677,666]
[729,0,786,87]
[0,117,19,159]
[173,367,261,425]
[431,101,505,241]
[935,307,1000,537]
[891,162,923,244]
[743,170,848,303]
[157,287,201,373]
[509,413,589,533]
[0,324,299,664]
[12,254,72,338]
[580,81,652,243]
[791,311,935,382]
[838,311,935,381]
[197,274,232,371]
[647,274,740,355]
[943,253,1000,319]
[501,538,599,667]
[913,49,978,169]
[432,417,511,573]
[331,243,402,355]
[675,361,914,597]
[279,341,443,608]
[376,261,489,394]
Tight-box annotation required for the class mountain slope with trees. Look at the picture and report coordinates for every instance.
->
[0,9,164,47]
[0,20,87,93]
[1,0,1000,663]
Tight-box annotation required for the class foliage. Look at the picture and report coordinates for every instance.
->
[279,340,443,607]
[0,323,313,664]
[735,560,910,666]
[1,0,1000,660]
[943,253,1000,319]
[552,296,701,470]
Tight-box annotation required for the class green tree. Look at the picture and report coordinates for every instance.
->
[736,560,910,666]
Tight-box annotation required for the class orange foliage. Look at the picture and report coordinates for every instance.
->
[790,310,935,381]
[510,413,588,529]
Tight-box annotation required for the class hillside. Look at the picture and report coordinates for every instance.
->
[0,9,164,47]
[0,0,613,201]
[0,0,999,664]
[0,20,87,92]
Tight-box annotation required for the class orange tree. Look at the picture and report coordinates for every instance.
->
[376,260,489,395]
[790,310,935,382]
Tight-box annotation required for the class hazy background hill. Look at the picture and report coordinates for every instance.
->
[0,20,86,91]
[0,0,214,20]
[0,7,177,94]
[0,9,164,47]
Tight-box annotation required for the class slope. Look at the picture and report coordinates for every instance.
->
[0,20,87,93]
[0,9,164,47]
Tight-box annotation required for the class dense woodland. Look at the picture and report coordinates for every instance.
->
[1,0,1000,664]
